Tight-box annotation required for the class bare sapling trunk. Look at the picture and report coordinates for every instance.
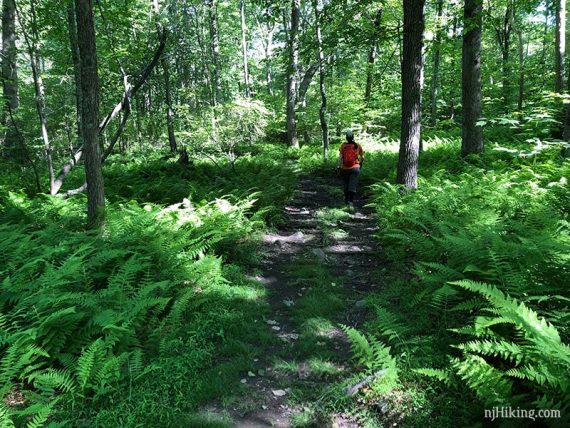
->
[2,0,19,150]
[240,0,251,97]
[313,0,329,159]
[429,0,444,126]
[286,0,300,149]
[555,0,566,93]
[365,8,382,106]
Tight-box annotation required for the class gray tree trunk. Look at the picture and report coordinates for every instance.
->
[517,29,525,121]
[162,57,177,152]
[240,0,251,97]
[75,0,105,229]
[429,0,443,126]
[364,9,382,106]
[555,0,566,93]
[286,0,300,149]
[396,0,425,190]
[207,0,222,105]
[67,2,83,144]
[2,0,19,148]
[461,0,484,156]
[313,0,328,159]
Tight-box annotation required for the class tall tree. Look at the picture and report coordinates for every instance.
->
[555,0,566,92]
[206,0,222,105]
[495,0,514,109]
[286,0,300,149]
[1,0,19,149]
[240,0,251,97]
[396,0,425,190]
[429,0,444,126]
[75,0,105,229]
[67,1,82,144]
[461,0,484,156]
[17,0,55,192]
[313,0,328,159]
[364,8,383,106]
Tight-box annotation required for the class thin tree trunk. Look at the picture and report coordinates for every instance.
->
[496,2,513,110]
[313,0,328,159]
[555,0,566,92]
[67,2,82,144]
[286,0,300,149]
[75,0,104,229]
[207,0,221,105]
[17,1,55,193]
[1,0,19,149]
[461,0,484,156]
[262,13,275,96]
[151,0,177,152]
[240,0,251,97]
[365,9,382,106]
[517,29,524,121]
[396,0,425,190]
[429,0,444,126]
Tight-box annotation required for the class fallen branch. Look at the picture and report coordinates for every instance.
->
[53,28,167,195]
[344,369,388,397]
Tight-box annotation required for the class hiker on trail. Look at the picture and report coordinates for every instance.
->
[338,130,364,205]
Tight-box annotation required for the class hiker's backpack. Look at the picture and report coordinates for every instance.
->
[342,144,358,168]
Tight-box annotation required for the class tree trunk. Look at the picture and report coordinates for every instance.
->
[396,0,425,190]
[67,2,82,144]
[364,9,382,106]
[19,1,55,192]
[313,0,329,159]
[555,0,566,93]
[286,0,300,149]
[517,28,524,121]
[429,0,444,126]
[76,0,104,229]
[496,2,513,110]
[1,0,19,149]
[207,0,222,105]
[461,0,484,156]
[240,0,251,97]
[162,57,177,152]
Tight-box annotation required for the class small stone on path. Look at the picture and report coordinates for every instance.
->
[272,389,287,397]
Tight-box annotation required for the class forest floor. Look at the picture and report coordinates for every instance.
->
[200,174,387,427]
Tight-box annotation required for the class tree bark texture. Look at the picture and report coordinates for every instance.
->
[396,0,425,190]
[429,0,443,126]
[207,0,222,105]
[75,0,105,229]
[495,2,513,109]
[517,28,524,119]
[313,0,328,160]
[2,0,19,148]
[240,0,251,97]
[461,0,484,156]
[67,1,83,144]
[286,0,300,149]
[555,0,566,93]
[365,8,382,106]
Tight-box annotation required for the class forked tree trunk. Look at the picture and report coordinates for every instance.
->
[461,0,484,156]
[396,0,425,190]
[1,0,19,148]
[286,0,300,149]
[75,0,105,229]
[313,0,329,159]
[555,0,566,93]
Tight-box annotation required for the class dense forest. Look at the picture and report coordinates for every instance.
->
[0,0,569,426]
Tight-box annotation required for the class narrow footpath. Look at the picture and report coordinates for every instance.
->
[212,175,385,427]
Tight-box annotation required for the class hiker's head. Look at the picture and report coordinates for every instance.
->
[345,130,354,143]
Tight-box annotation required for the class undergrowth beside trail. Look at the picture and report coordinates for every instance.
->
[311,136,570,427]
[0,144,296,427]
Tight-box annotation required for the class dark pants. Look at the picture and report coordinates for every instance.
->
[341,167,360,202]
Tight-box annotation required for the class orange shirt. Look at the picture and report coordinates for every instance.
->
[339,143,364,170]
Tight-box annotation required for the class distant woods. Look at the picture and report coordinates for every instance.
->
[0,0,567,214]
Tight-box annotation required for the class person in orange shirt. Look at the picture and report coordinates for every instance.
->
[338,130,364,206]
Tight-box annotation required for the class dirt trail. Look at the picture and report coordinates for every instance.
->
[209,175,384,427]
